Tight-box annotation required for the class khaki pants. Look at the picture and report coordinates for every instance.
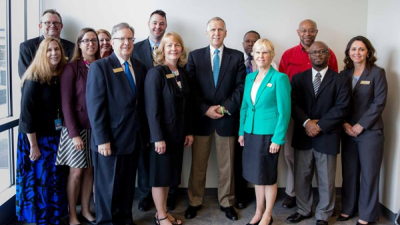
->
[188,130,235,207]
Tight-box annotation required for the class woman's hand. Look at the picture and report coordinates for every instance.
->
[29,145,41,161]
[269,142,280,154]
[238,136,244,147]
[155,141,166,154]
[352,123,364,137]
[343,123,356,137]
[184,135,194,147]
[73,136,85,150]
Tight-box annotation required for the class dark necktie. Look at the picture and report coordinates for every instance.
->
[313,72,322,95]
[213,49,220,86]
[246,56,253,74]
[124,61,136,96]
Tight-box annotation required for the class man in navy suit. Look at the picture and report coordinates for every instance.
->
[86,22,148,225]
[185,17,246,221]
[286,41,350,225]
[18,9,74,78]
[132,10,176,212]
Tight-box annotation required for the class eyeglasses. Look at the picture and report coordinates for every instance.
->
[299,29,317,34]
[41,21,62,27]
[113,37,135,43]
[80,39,98,44]
[308,50,330,55]
[99,38,111,43]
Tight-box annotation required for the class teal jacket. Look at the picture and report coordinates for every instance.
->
[238,67,291,145]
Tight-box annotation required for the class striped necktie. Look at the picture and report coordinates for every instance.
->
[313,72,322,95]
[213,49,220,86]
[246,56,253,74]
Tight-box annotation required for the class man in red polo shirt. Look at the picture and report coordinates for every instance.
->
[279,19,338,209]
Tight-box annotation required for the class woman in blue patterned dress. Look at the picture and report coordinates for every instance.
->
[17,37,68,225]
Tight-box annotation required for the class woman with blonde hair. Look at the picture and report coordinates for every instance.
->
[17,38,68,225]
[96,29,113,58]
[145,32,194,225]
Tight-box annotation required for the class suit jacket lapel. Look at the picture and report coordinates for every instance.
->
[131,58,143,101]
[110,53,135,97]
[216,47,231,91]
[164,66,183,94]
[353,67,369,93]
[144,39,154,68]
[78,59,87,80]
[315,69,334,99]
[305,70,315,98]
[254,67,275,105]
[203,47,215,92]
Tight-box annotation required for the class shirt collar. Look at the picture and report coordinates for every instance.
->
[148,37,159,50]
[312,66,329,80]
[210,45,224,56]
[115,54,132,68]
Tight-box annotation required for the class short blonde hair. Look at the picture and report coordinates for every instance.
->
[252,38,276,58]
[154,32,187,67]
[96,29,111,38]
[21,38,66,86]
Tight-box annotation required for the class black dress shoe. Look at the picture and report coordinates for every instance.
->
[286,212,312,223]
[316,220,328,225]
[337,214,352,221]
[282,196,297,208]
[138,198,151,212]
[220,206,238,221]
[167,196,176,211]
[235,199,247,209]
[185,205,202,219]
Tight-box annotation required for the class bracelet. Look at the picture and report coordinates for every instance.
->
[220,106,224,115]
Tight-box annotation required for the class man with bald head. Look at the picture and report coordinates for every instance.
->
[286,41,350,225]
[278,19,338,209]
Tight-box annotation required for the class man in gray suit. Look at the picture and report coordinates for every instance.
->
[286,41,350,225]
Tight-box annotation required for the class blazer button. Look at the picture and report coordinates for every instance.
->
[252,108,255,112]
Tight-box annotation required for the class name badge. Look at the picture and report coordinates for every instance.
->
[113,67,124,73]
[267,83,273,87]
[166,74,175,79]
[54,118,62,131]
[360,80,370,85]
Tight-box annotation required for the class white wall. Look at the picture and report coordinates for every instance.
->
[42,0,369,188]
[367,0,400,214]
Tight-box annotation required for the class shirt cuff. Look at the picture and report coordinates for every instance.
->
[303,119,310,127]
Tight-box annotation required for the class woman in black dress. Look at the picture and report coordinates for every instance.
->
[17,38,67,225]
[145,32,194,225]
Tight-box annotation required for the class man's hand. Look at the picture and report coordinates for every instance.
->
[184,135,194,148]
[205,105,224,119]
[155,141,166,154]
[352,123,364,137]
[98,142,112,156]
[216,106,226,115]
[343,123,357,137]
[305,119,321,137]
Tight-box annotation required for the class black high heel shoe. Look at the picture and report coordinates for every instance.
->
[269,216,273,225]
[155,214,168,225]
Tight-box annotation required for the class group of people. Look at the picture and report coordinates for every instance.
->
[16,8,387,225]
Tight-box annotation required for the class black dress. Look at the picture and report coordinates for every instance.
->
[144,65,193,187]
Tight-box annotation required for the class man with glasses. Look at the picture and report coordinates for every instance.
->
[131,10,173,212]
[86,22,148,225]
[286,41,350,225]
[278,19,338,209]
[18,9,75,78]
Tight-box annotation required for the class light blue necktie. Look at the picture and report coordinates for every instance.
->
[124,61,136,97]
[213,49,220,86]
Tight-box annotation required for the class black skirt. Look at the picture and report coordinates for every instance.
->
[242,132,279,185]
[149,140,184,187]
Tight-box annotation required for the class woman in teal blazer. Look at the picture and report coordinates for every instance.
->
[238,39,291,225]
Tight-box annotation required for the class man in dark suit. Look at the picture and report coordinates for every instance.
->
[286,41,350,225]
[86,22,148,225]
[185,17,246,221]
[18,9,74,78]
[132,10,175,212]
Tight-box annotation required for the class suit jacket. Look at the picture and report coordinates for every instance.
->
[60,59,91,138]
[18,35,75,78]
[86,53,149,155]
[291,68,351,155]
[132,38,154,72]
[239,67,291,145]
[340,66,387,130]
[145,65,193,143]
[186,45,246,136]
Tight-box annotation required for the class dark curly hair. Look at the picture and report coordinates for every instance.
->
[344,35,377,70]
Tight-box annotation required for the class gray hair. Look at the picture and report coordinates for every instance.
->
[206,17,226,31]
[111,22,135,38]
